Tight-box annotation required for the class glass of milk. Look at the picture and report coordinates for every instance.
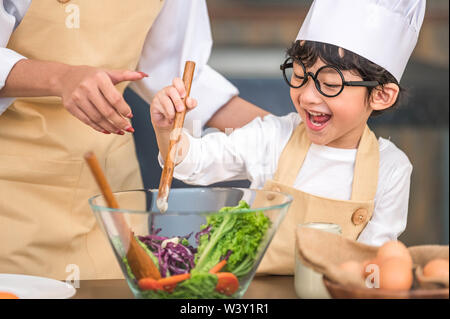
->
[294,222,342,299]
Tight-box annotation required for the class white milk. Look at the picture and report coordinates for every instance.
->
[295,223,342,299]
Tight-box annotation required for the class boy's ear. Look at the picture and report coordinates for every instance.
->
[369,83,400,111]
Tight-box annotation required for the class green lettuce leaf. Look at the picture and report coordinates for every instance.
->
[193,200,270,277]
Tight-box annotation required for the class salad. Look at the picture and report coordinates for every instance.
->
[120,200,271,299]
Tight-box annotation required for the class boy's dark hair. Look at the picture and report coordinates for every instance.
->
[287,40,405,117]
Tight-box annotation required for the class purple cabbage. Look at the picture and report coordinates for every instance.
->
[138,230,197,277]
[195,225,212,244]
[221,249,233,262]
[138,226,232,278]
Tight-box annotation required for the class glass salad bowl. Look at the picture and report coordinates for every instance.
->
[89,188,292,299]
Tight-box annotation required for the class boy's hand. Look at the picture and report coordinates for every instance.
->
[150,77,197,130]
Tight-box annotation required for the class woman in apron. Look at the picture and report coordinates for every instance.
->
[0,0,268,280]
[150,0,425,274]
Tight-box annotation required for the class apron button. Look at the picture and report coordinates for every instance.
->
[352,208,368,225]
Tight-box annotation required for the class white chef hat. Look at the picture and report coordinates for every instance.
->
[296,0,426,82]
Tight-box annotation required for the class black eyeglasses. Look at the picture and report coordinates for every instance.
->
[280,57,379,97]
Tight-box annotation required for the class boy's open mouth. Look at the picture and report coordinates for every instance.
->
[305,110,332,131]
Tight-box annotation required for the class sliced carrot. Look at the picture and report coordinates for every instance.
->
[138,277,163,291]
[209,260,227,274]
[0,292,19,299]
[215,272,239,296]
[157,273,191,292]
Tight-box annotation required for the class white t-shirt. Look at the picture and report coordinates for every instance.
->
[165,112,413,247]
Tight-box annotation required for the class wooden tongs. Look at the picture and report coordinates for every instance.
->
[84,152,161,281]
[156,61,196,213]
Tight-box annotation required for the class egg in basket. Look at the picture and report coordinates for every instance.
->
[296,227,449,299]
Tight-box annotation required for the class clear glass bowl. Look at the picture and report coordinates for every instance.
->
[89,187,292,299]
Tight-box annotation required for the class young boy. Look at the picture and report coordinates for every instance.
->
[150,0,426,274]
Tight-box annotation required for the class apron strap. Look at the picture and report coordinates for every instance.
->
[273,123,311,186]
[272,122,379,201]
[350,125,379,201]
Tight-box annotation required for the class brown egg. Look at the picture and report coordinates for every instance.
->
[379,257,413,290]
[377,240,413,268]
[423,258,449,279]
[339,260,364,278]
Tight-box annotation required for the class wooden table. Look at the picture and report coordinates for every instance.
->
[72,275,297,299]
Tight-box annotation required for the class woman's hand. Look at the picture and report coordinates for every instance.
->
[58,65,147,134]
[150,77,197,131]
[0,59,147,135]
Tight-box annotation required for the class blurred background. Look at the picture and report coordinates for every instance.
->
[126,0,449,246]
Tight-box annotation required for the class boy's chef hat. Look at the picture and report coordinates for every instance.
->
[296,0,426,82]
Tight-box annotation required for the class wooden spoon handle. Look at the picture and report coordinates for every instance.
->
[84,152,131,244]
[172,61,196,142]
[157,61,196,211]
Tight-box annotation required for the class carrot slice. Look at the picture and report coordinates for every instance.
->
[157,273,191,292]
[209,260,227,274]
[215,272,239,296]
[138,277,163,291]
[0,292,19,299]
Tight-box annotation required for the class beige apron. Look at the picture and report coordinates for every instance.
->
[256,123,379,275]
[0,0,165,280]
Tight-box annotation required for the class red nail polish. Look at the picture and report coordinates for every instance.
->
[127,112,134,119]
[126,127,135,133]
[138,71,149,77]
[102,130,110,134]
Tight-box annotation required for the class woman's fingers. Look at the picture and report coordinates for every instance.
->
[65,102,107,134]
[98,72,133,119]
[60,66,146,134]
[78,96,122,134]
[106,70,147,85]
[87,87,133,133]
